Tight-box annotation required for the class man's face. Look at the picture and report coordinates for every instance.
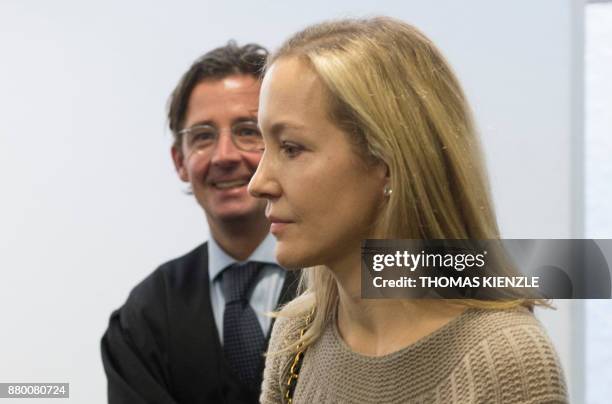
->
[172,75,266,227]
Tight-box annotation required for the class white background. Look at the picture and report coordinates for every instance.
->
[0,0,595,402]
[585,3,612,404]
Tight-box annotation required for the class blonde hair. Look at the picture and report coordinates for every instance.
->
[269,17,547,352]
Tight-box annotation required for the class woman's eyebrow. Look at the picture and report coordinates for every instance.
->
[268,121,305,137]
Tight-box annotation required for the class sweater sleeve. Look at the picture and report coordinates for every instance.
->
[460,323,569,404]
[260,316,302,404]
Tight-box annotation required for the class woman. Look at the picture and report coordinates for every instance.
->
[249,17,568,403]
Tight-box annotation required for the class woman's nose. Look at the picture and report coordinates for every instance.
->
[248,151,281,200]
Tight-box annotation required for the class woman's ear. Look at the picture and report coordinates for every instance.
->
[381,162,392,197]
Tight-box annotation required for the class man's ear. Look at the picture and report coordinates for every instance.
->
[171,145,189,182]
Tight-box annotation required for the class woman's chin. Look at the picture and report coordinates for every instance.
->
[276,254,306,271]
[275,246,318,270]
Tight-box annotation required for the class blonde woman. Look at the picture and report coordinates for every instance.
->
[249,17,568,403]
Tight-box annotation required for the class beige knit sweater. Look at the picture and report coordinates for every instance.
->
[260,308,568,403]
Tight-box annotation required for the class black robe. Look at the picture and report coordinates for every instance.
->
[101,243,299,404]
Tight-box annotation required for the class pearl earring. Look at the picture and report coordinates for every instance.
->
[383,185,393,197]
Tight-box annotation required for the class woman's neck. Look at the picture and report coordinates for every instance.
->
[329,251,466,357]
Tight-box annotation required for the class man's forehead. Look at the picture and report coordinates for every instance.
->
[188,77,260,108]
[221,75,260,90]
[184,77,260,127]
[194,74,261,94]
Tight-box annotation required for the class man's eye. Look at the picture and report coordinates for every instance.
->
[234,124,261,138]
[189,130,216,145]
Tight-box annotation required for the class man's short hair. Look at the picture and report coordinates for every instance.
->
[167,41,268,147]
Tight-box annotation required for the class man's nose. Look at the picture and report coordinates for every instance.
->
[210,131,241,166]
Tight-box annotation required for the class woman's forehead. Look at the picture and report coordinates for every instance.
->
[259,58,329,127]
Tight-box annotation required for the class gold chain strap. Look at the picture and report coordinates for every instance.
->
[284,308,315,404]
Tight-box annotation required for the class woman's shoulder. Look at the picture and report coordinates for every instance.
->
[456,307,569,403]
[462,306,560,354]
[260,314,309,404]
[268,315,307,353]
[450,306,550,345]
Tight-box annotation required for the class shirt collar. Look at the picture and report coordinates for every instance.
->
[208,232,278,282]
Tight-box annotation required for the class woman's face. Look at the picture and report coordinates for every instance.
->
[249,57,387,269]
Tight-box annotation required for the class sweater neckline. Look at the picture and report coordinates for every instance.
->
[329,306,475,362]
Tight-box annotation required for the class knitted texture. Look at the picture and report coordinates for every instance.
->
[260,308,568,404]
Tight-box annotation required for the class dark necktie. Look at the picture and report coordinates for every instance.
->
[222,261,266,391]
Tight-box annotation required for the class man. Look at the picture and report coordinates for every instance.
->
[101,42,297,404]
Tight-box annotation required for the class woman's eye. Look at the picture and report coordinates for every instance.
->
[281,142,303,158]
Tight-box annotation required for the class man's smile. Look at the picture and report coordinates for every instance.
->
[212,178,250,189]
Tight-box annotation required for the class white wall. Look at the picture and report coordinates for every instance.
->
[585,3,612,404]
[0,1,583,402]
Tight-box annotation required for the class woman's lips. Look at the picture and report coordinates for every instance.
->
[267,216,293,236]
[270,222,291,235]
